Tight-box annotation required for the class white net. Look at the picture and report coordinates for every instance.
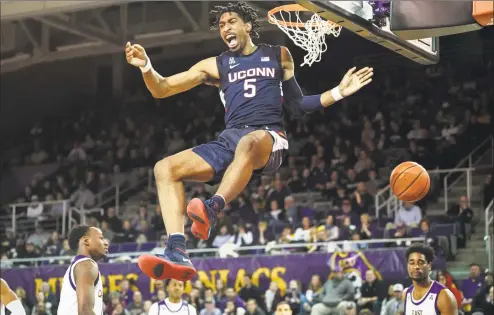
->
[269,8,342,67]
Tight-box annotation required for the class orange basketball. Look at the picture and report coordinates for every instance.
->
[390,161,430,202]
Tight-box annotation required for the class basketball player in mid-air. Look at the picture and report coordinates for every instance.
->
[126,2,373,281]
[403,243,458,315]
[0,278,27,315]
[148,279,197,315]
[57,225,108,315]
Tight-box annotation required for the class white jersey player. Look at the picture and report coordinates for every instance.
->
[148,279,197,315]
[1,278,26,315]
[57,225,108,315]
[403,244,458,315]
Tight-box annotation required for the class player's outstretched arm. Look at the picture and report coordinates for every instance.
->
[437,288,459,315]
[74,260,98,315]
[0,278,26,315]
[125,42,219,99]
[280,46,373,118]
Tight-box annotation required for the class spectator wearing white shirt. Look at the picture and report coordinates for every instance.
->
[394,202,422,227]
[406,120,428,140]
[229,223,253,247]
[292,217,312,242]
[26,195,44,220]
[148,279,197,315]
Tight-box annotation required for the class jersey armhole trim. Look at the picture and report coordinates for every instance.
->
[69,257,98,290]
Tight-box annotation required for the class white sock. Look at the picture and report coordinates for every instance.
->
[169,233,185,237]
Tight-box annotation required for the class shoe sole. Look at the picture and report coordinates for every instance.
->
[186,198,211,240]
[137,254,196,281]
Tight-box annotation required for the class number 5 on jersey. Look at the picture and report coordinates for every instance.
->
[244,79,256,98]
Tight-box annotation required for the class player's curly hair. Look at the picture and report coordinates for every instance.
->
[210,2,262,39]
[68,225,90,251]
[406,243,435,263]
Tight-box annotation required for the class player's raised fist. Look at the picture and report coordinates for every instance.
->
[125,42,148,68]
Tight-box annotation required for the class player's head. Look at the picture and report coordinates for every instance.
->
[166,279,184,300]
[68,225,108,261]
[406,243,435,282]
[210,2,261,52]
[275,301,292,315]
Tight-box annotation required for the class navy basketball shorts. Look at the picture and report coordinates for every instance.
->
[192,125,289,185]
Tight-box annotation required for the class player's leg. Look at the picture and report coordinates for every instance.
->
[137,148,214,281]
[187,130,278,239]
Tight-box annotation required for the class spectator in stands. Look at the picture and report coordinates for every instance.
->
[462,263,484,313]
[101,221,115,242]
[287,169,304,193]
[230,222,253,248]
[27,195,44,221]
[70,182,96,209]
[239,274,264,311]
[127,291,145,315]
[265,282,283,314]
[292,217,313,242]
[213,225,233,248]
[335,198,359,227]
[201,298,222,315]
[16,242,40,266]
[284,280,309,315]
[473,286,494,315]
[114,220,138,243]
[284,196,298,226]
[352,183,373,214]
[119,279,134,306]
[311,269,354,315]
[266,178,292,211]
[447,195,474,247]
[380,284,403,315]
[218,288,246,311]
[357,269,386,313]
[245,299,266,315]
[406,120,428,140]
[436,270,463,309]
[189,287,204,311]
[323,215,339,241]
[394,202,422,227]
[358,214,373,241]
[224,300,246,315]
[305,275,323,305]
[253,219,274,246]
[473,272,493,313]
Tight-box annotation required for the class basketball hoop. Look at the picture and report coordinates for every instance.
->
[268,4,342,67]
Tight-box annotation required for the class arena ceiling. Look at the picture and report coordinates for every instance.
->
[0,1,282,73]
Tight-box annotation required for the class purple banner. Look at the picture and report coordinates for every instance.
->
[2,249,445,303]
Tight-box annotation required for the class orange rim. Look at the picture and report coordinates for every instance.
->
[267,4,338,28]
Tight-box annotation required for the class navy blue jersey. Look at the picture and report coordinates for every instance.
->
[217,44,284,129]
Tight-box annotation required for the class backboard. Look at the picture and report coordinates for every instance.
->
[296,0,440,65]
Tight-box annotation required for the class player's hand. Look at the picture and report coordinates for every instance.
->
[338,67,374,97]
[125,42,148,68]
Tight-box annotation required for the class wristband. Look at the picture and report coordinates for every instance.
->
[140,57,153,73]
[331,86,343,102]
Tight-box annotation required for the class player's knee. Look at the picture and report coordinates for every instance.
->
[236,135,260,159]
[154,157,180,182]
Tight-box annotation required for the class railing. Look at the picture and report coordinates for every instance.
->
[67,207,105,232]
[375,168,475,218]
[485,200,494,272]
[3,200,70,236]
[444,135,493,198]
[94,168,153,215]
[375,135,493,218]
[5,237,426,265]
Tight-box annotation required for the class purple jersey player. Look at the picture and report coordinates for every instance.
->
[125,2,373,281]
[403,243,458,315]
